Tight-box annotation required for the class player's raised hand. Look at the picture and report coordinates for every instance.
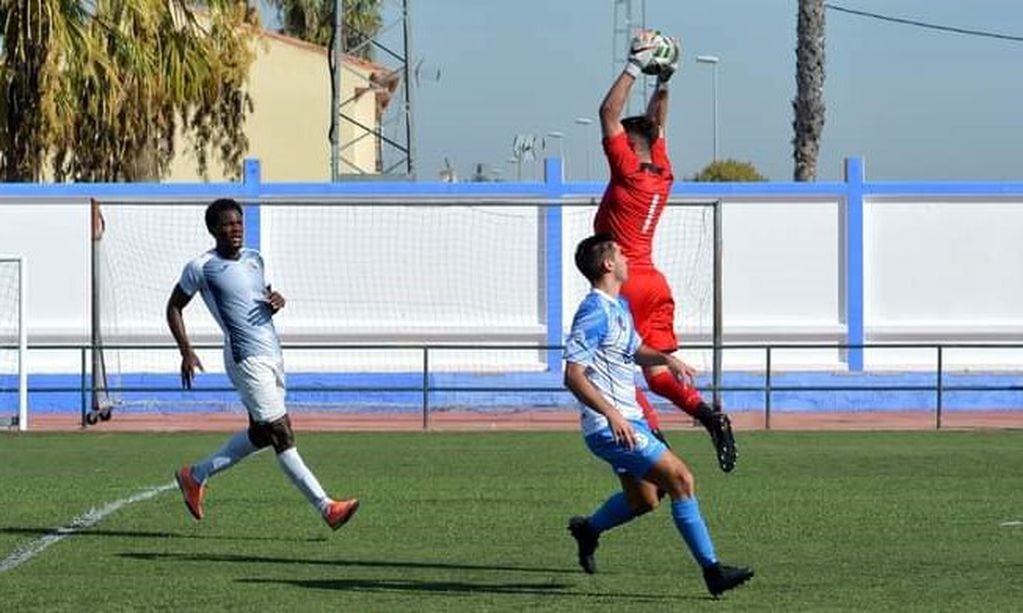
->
[666,354,697,387]
[626,29,658,76]
[607,411,637,450]
[265,285,286,314]
[180,350,205,389]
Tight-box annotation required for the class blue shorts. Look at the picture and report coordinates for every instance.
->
[584,419,668,479]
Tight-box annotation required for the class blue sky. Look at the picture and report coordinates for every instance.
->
[259,1,1023,182]
[403,0,1023,182]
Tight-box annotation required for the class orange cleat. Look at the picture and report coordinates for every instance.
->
[323,498,360,531]
[174,466,206,521]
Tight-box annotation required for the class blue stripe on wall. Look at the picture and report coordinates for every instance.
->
[8,370,1023,414]
[844,157,865,371]
[243,158,261,251]
[544,157,564,373]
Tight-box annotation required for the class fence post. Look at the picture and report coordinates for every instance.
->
[80,347,87,428]
[936,345,943,430]
[422,347,430,431]
[765,346,772,430]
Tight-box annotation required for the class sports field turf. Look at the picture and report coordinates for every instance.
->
[1,429,1020,611]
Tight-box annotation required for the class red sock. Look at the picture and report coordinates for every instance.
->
[635,388,661,431]
[646,371,705,417]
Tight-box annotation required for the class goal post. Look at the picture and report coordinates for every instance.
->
[1,255,27,431]
[89,196,722,415]
[89,199,116,425]
[562,198,723,403]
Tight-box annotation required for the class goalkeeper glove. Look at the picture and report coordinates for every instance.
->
[625,29,658,78]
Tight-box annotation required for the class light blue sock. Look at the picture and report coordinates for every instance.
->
[670,497,718,568]
[588,492,635,534]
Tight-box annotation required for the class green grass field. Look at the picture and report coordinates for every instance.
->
[1,430,1021,611]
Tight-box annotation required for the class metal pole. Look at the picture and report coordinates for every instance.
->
[80,347,87,428]
[90,200,101,420]
[712,200,723,408]
[422,347,429,430]
[711,64,719,161]
[17,257,27,431]
[936,345,943,430]
[330,0,344,181]
[765,346,772,430]
[402,0,417,177]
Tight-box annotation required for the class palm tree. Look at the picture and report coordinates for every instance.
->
[793,0,825,182]
[267,0,381,58]
[0,0,257,181]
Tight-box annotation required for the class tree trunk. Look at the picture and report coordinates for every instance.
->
[2,2,51,182]
[793,0,825,182]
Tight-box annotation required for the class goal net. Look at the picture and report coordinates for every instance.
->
[0,256,27,430]
[91,198,719,415]
[562,200,720,402]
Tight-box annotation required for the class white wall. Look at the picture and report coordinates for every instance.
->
[6,195,1023,374]
[0,201,90,342]
[864,198,1023,368]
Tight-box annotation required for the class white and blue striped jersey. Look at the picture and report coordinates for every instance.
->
[564,288,643,436]
[177,248,281,364]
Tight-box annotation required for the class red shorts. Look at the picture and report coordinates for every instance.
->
[620,267,677,352]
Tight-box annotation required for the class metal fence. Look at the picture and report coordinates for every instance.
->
[5,341,1023,430]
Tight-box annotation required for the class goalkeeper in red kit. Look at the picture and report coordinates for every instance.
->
[594,30,737,472]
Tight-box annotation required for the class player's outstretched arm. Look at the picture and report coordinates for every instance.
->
[645,86,669,137]
[645,36,679,137]
[166,284,204,389]
[600,29,657,138]
[599,71,632,139]
[565,362,637,449]
[634,344,696,385]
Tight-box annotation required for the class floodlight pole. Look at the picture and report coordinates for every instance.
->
[696,55,720,162]
[574,117,594,180]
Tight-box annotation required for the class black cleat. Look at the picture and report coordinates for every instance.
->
[567,516,599,574]
[697,402,738,473]
[703,562,754,597]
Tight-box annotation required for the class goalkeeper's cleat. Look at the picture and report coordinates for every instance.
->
[174,466,206,521]
[702,562,754,597]
[568,516,599,574]
[696,403,738,473]
[323,498,360,531]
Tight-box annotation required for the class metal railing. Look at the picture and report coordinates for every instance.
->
[4,341,1023,430]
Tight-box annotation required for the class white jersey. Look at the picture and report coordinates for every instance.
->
[177,248,281,364]
[564,288,643,435]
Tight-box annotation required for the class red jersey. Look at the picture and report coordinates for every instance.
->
[593,131,674,268]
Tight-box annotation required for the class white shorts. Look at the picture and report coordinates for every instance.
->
[225,353,287,423]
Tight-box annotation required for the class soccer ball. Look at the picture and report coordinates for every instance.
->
[642,32,680,76]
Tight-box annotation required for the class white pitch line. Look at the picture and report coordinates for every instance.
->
[0,482,175,574]
[1000,520,1023,527]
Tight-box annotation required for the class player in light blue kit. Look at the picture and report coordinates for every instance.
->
[564,233,753,597]
[166,198,358,530]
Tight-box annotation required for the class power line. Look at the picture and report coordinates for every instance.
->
[825,3,1023,43]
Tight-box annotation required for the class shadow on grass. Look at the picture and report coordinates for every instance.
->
[236,577,697,602]
[1,527,320,543]
[120,551,576,574]
[240,577,575,598]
